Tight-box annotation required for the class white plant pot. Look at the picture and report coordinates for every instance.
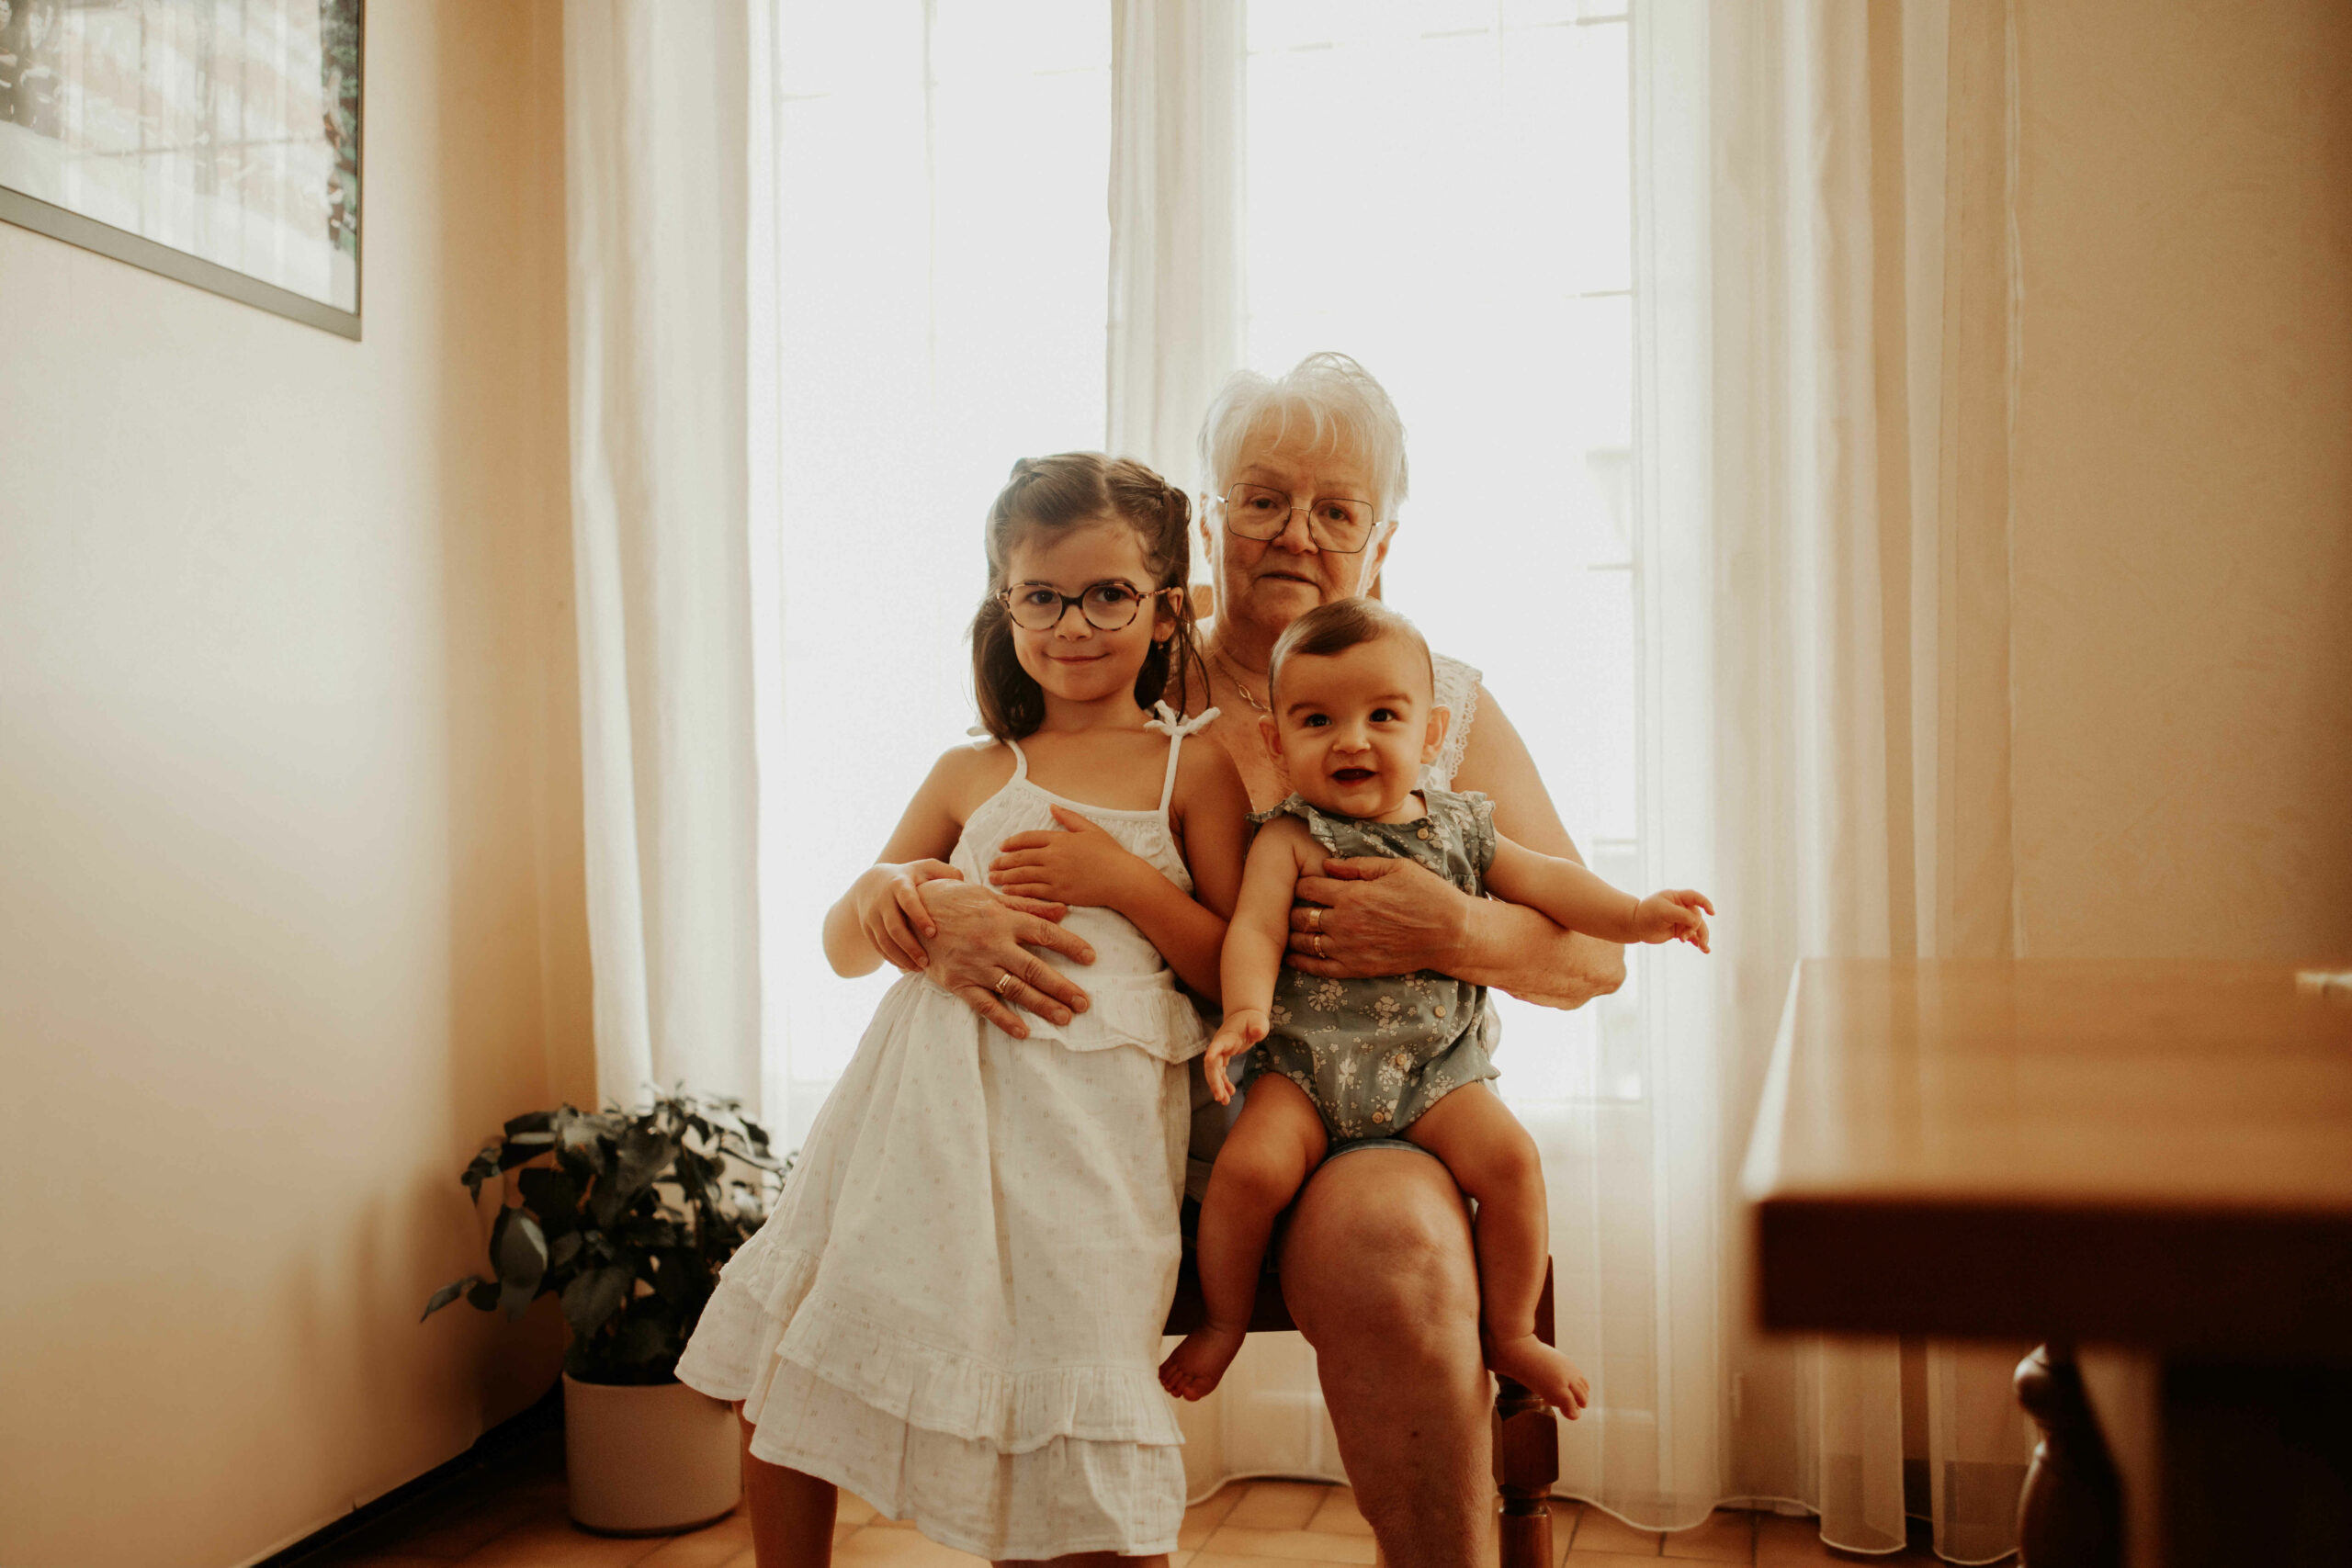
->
[562,1372,741,1535]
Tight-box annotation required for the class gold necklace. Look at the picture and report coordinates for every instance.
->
[1209,647,1271,715]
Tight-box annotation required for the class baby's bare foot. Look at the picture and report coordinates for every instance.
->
[1488,1335,1592,1418]
[1159,1325,1248,1402]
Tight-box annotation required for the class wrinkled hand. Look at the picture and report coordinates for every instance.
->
[1203,1010,1268,1104]
[854,859,965,973]
[914,876,1094,1039]
[1285,856,1470,979]
[1634,889,1714,953]
[987,806,1148,911]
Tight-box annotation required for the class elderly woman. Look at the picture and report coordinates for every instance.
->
[902,354,1623,1568]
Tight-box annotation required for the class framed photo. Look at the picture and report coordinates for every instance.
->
[0,0,363,339]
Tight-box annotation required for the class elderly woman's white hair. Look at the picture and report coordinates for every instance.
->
[1196,352,1409,521]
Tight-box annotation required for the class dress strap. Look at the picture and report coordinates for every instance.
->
[971,724,1029,782]
[1146,702,1220,815]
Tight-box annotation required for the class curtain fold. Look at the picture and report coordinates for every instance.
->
[1106,0,1245,491]
[563,0,763,1109]
[1637,0,2031,1558]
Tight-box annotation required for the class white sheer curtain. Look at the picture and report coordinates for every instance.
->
[1636,0,2032,1559]
[539,0,2050,1557]
[1118,1,2034,1558]
[564,0,763,1109]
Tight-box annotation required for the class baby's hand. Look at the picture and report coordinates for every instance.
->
[1634,890,1714,953]
[1203,1010,1269,1104]
[988,807,1148,911]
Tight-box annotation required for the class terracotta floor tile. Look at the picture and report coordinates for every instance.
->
[1170,1552,1195,1568]
[1568,1507,1663,1557]
[1753,1515,1837,1565]
[633,1526,753,1568]
[834,1523,864,1548]
[387,1484,553,1559]
[1193,1552,1309,1568]
[1223,1482,1333,1531]
[836,1493,879,1526]
[1559,1554,1674,1568]
[831,1526,990,1568]
[1201,1523,1379,1563]
[1181,1486,1248,1546]
[1545,1499,1585,1567]
[458,1517,665,1567]
[1307,1489,1374,1537]
[1661,1509,1753,1562]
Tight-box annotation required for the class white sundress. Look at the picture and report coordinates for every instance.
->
[677,708,1217,1561]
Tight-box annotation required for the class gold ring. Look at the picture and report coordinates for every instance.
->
[1313,933,1327,960]
[1307,908,1322,932]
[995,971,1017,997]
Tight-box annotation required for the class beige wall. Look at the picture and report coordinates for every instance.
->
[2010,0,2352,959]
[0,6,589,1567]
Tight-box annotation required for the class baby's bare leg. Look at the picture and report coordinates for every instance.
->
[1404,1084,1590,1417]
[1159,1073,1328,1400]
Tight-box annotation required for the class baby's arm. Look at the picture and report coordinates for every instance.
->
[1482,834,1714,953]
[821,746,976,976]
[1202,818,1315,1101]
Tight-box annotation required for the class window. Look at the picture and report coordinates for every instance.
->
[756,1,1645,1129]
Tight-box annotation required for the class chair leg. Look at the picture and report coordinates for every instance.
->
[1493,1259,1560,1568]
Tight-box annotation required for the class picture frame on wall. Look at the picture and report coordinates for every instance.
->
[0,0,364,340]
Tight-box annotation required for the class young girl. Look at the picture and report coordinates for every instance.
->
[677,454,1250,1566]
[1157,599,1712,1417]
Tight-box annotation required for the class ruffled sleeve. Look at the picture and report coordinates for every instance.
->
[1247,792,1349,857]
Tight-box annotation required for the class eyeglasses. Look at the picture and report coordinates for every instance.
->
[1216,482,1385,554]
[996,579,1167,631]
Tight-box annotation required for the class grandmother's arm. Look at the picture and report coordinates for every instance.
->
[1439,682,1627,1006]
[1439,687,1627,1007]
[1288,685,1625,1009]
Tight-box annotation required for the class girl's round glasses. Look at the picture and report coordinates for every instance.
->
[1216,482,1384,554]
[997,580,1166,632]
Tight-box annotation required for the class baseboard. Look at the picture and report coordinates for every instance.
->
[247,1383,564,1568]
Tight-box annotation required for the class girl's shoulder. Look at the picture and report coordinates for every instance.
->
[924,734,1020,821]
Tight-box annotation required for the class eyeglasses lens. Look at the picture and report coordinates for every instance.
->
[1224,484,1374,551]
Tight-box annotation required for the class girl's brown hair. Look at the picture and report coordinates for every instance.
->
[970,453,1201,740]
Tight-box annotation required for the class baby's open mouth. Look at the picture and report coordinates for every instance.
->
[1331,767,1374,783]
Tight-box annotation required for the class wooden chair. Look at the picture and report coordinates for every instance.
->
[1164,1250,1561,1568]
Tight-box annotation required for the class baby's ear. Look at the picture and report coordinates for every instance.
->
[1259,713,1287,772]
[1421,705,1452,765]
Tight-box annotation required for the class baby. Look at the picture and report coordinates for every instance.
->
[1159,599,1713,1414]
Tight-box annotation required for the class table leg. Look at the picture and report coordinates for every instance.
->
[2016,1342,2123,1568]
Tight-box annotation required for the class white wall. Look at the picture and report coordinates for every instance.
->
[2011,0,2352,958]
[0,6,589,1566]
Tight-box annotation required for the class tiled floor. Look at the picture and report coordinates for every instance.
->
[301,1438,1968,1568]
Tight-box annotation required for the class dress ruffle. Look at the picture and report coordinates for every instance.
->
[745,1359,1184,1560]
[685,1230,1182,1452]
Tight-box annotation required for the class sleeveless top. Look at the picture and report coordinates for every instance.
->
[1242,787,1502,1141]
[951,703,1220,1062]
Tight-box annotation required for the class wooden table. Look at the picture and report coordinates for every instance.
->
[1743,960,2352,1568]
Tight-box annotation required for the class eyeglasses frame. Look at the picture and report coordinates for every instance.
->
[1213,482,1391,555]
[995,579,1182,633]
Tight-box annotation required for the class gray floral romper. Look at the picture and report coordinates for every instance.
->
[1244,787,1501,1144]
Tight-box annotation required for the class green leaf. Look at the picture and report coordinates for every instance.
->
[490,1208,549,1320]
[421,1275,486,1320]
[548,1230,584,1270]
[516,1166,581,1229]
[503,1110,555,1138]
[560,1263,634,1339]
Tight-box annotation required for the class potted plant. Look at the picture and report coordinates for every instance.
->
[424,1090,786,1533]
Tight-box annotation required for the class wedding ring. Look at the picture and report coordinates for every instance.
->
[995,971,1018,997]
[1313,933,1328,960]
[1307,908,1322,932]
